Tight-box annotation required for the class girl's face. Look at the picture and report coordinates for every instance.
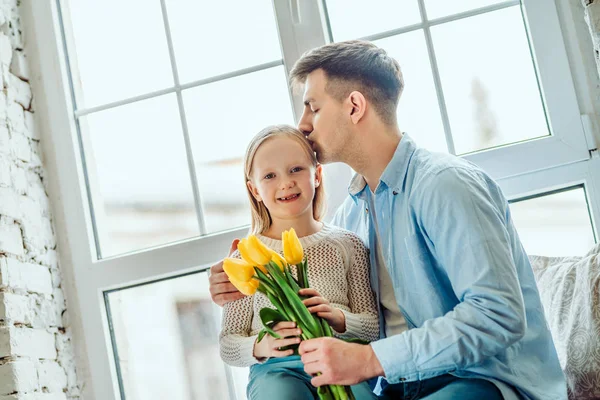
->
[247,136,322,223]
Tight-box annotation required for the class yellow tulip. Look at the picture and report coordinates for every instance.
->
[230,276,259,296]
[269,249,287,271]
[238,235,272,266]
[282,228,304,265]
[223,257,255,283]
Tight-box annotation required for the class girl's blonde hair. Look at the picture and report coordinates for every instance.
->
[244,124,327,234]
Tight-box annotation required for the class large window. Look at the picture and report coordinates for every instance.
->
[28,0,599,399]
[67,0,294,258]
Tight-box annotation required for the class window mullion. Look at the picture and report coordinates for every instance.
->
[417,0,456,155]
[159,0,207,234]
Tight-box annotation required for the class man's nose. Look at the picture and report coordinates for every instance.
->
[297,113,312,137]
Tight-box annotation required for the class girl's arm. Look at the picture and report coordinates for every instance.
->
[219,294,263,367]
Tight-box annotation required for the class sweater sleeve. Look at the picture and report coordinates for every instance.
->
[218,294,262,367]
[335,233,380,342]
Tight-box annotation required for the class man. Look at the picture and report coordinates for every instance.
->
[209,40,565,399]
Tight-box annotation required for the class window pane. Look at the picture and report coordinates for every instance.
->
[325,0,421,41]
[165,0,282,84]
[68,0,173,108]
[431,6,548,155]
[375,31,448,153]
[183,66,295,234]
[106,272,232,400]
[510,187,596,257]
[425,0,510,19]
[82,94,199,258]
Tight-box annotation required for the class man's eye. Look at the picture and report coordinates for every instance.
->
[312,109,319,114]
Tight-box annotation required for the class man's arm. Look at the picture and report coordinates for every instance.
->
[301,167,526,386]
[371,167,526,383]
[209,239,245,306]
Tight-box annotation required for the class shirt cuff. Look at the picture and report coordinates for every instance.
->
[370,333,418,383]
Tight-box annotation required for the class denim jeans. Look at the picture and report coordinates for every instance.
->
[247,356,377,400]
[379,374,504,400]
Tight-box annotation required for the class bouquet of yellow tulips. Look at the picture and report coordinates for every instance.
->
[223,229,357,400]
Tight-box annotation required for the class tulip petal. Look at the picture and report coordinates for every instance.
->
[223,257,255,283]
[249,236,272,265]
[230,277,258,296]
[269,250,287,271]
[283,228,304,265]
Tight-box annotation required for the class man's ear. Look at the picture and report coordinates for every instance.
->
[246,180,262,202]
[315,164,323,187]
[348,91,367,125]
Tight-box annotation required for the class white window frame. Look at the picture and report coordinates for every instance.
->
[21,0,598,399]
[500,156,600,243]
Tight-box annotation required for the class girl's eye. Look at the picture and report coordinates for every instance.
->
[264,173,275,179]
[291,167,303,173]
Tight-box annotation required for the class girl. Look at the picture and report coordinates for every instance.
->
[219,124,379,400]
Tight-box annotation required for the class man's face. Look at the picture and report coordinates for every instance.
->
[297,69,349,164]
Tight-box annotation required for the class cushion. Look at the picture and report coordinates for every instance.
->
[529,243,600,399]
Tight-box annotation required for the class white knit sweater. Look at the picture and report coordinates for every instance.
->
[219,223,379,367]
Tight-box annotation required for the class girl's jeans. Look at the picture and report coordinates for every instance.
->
[247,356,377,400]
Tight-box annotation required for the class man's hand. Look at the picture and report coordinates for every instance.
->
[253,321,302,359]
[299,337,384,387]
[299,288,346,333]
[209,239,245,306]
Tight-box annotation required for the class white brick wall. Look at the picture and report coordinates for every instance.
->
[0,360,38,394]
[583,0,600,76]
[0,1,79,398]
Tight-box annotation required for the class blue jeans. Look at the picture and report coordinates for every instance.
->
[379,374,504,400]
[247,356,377,400]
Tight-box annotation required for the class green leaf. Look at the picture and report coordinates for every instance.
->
[277,342,300,355]
[265,291,294,322]
[254,268,277,293]
[296,263,306,289]
[302,258,310,288]
[331,385,350,400]
[320,317,333,337]
[266,262,320,338]
[259,307,287,339]
[317,385,334,400]
[285,265,301,294]
[257,329,267,343]
[259,307,286,326]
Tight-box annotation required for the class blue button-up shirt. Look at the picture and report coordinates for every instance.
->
[332,134,566,400]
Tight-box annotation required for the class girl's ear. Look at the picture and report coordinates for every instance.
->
[247,180,262,202]
[315,164,323,187]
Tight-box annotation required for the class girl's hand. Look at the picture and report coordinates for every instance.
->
[299,288,346,333]
[253,321,302,359]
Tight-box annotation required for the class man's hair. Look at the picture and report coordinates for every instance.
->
[289,40,404,126]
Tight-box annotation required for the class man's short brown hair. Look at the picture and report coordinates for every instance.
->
[289,40,404,126]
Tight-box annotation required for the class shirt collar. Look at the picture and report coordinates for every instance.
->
[348,133,417,203]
